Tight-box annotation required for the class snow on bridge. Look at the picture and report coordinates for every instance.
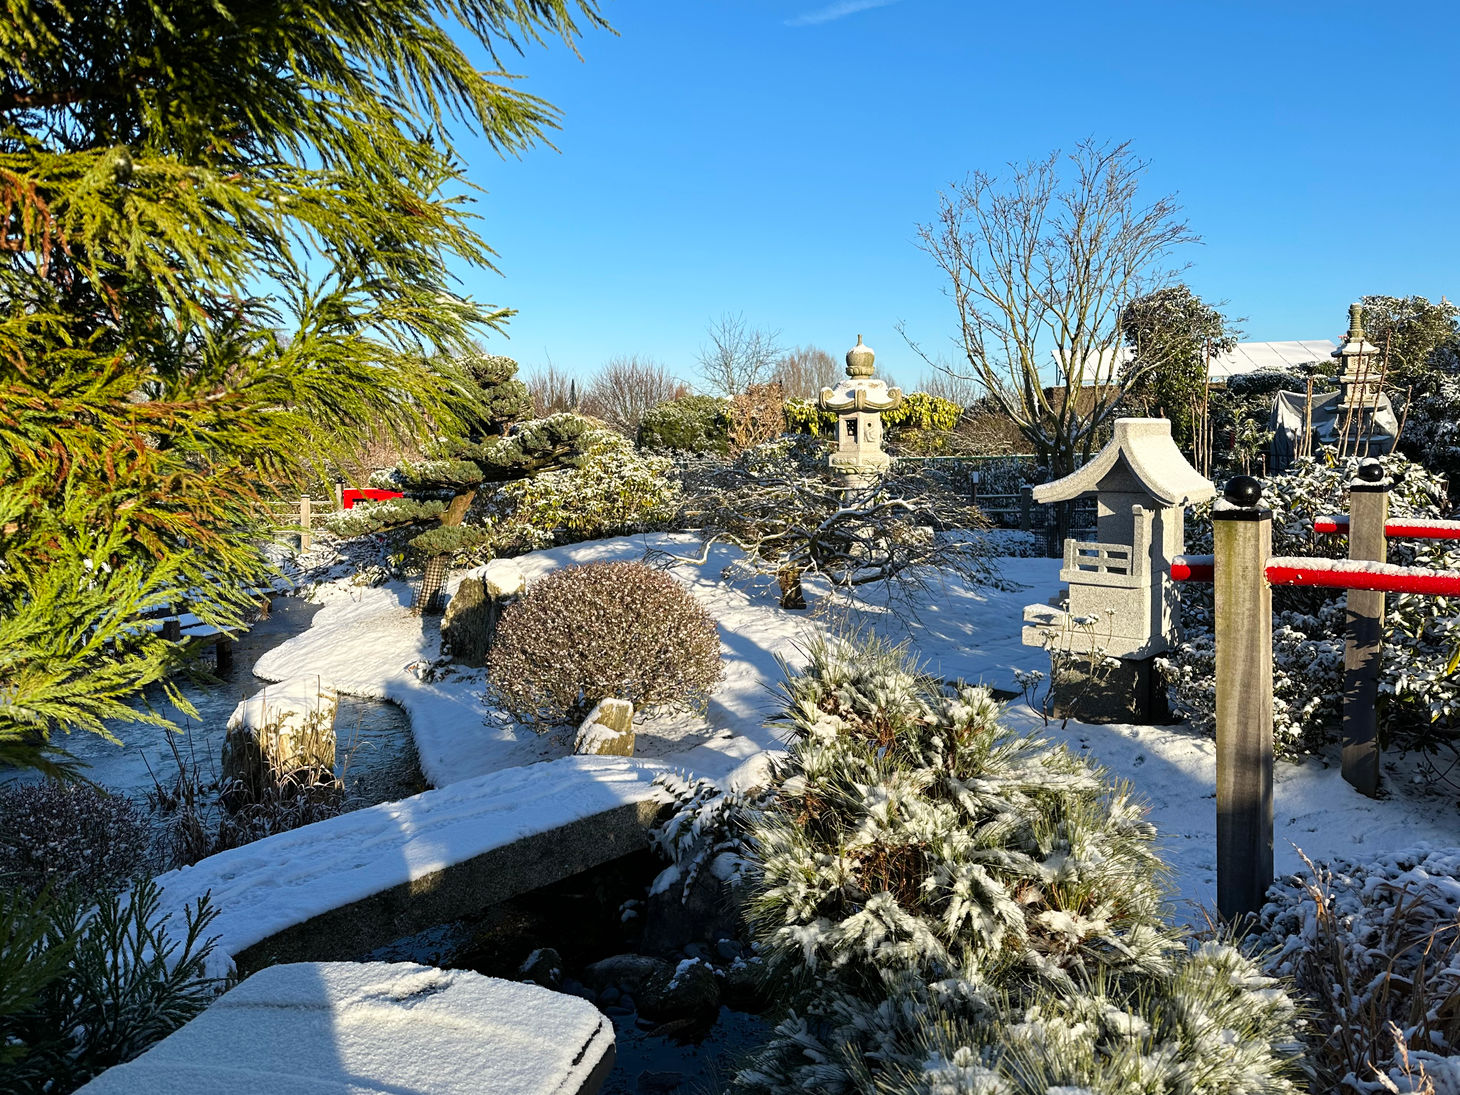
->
[156,754,694,980]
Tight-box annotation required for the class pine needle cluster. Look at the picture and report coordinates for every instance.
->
[0,1,607,768]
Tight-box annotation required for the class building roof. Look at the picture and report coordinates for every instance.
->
[1206,339,1336,381]
[1066,339,1338,385]
[1032,418,1215,506]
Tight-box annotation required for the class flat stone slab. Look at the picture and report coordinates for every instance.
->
[77,962,615,1095]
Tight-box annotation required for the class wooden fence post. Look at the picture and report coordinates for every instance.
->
[1020,485,1033,532]
[334,480,344,511]
[299,494,312,552]
[1212,475,1273,921]
[1343,460,1388,796]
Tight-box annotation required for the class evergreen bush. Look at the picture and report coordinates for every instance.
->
[734,634,1300,1094]
[637,395,732,454]
[0,780,151,899]
[487,562,723,727]
[0,879,218,1094]
[490,429,679,552]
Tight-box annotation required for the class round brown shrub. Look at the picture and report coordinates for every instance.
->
[488,561,723,727]
[0,779,151,899]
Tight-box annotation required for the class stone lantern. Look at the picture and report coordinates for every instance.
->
[818,334,904,489]
[1021,418,1214,721]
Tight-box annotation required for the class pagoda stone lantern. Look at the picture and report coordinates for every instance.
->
[1333,302,1386,457]
[818,334,904,489]
[1021,418,1214,722]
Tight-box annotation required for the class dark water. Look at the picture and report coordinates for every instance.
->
[5,597,423,811]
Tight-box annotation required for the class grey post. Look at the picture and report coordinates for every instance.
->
[1212,475,1274,921]
[1343,460,1388,796]
[1020,485,1033,532]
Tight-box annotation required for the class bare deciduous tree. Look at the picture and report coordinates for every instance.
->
[908,139,1197,481]
[698,313,784,396]
[773,345,842,400]
[586,355,686,435]
[524,362,582,418]
[658,438,993,610]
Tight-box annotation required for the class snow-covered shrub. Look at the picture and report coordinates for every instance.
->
[735,634,1301,1094]
[637,394,732,453]
[487,561,723,727]
[487,428,678,552]
[1257,846,1460,1094]
[651,773,775,903]
[0,780,150,899]
[0,878,218,1094]
[1162,449,1459,757]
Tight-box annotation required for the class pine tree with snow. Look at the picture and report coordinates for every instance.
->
[734,634,1301,1094]
[0,0,608,771]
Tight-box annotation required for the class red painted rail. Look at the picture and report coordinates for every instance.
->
[1313,514,1460,540]
[1170,554,1215,582]
[1265,556,1460,596]
[342,488,405,510]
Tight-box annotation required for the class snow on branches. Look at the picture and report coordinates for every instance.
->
[733,633,1301,1094]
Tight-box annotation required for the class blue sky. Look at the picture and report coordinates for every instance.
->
[458,0,1459,388]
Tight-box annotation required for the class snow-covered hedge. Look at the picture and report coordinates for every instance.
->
[734,634,1301,1094]
[1162,449,1460,757]
[487,429,679,552]
[1257,845,1460,1094]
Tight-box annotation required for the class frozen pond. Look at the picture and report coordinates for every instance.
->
[4,597,423,812]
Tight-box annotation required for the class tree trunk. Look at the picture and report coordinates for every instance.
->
[443,489,476,527]
[778,565,807,610]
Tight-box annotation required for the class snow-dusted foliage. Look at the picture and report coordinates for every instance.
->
[0,779,151,899]
[487,428,678,552]
[487,561,723,727]
[734,634,1300,1094]
[650,773,775,901]
[0,878,218,1094]
[681,435,998,607]
[1162,449,1460,758]
[1257,846,1460,1094]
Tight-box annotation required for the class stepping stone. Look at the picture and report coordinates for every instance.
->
[77,961,615,1095]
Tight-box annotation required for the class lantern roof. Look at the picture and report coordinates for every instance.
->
[1032,418,1215,506]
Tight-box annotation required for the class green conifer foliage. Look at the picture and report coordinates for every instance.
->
[736,635,1301,1094]
[0,1,608,769]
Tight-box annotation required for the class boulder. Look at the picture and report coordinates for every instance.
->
[640,852,747,957]
[638,958,719,1020]
[581,954,670,995]
[518,946,564,989]
[441,577,491,666]
[573,698,635,757]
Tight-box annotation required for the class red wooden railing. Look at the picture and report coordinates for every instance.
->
[1313,514,1460,539]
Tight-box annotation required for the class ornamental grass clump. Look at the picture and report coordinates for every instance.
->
[487,561,723,727]
[735,634,1301,1094]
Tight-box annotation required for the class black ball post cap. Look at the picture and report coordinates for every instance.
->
[1357,459,1384,483]
[1223,475,1263,507]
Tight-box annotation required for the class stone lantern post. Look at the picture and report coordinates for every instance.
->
[818,335,904,490]
[1021,418,1214,721]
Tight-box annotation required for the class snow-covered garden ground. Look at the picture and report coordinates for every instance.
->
[250,529,1456,921]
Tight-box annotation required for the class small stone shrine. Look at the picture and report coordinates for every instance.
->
[818,334,903,489]
[1021,418,1214,721]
